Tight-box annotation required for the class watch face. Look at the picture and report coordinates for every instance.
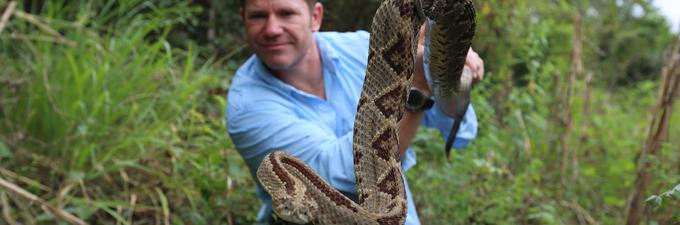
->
[406,88,434,111]
[406,89,425,111]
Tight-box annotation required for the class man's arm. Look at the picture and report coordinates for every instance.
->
[398,73,479,156]
[228,101,358,194]
[396,25,432,157]
[399,24,481,155]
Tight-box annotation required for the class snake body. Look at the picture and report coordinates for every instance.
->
[256,0,476,224]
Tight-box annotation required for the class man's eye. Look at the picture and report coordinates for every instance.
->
[248,13,267,19]
[280,10,297,17]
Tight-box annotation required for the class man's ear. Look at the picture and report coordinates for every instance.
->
[311,2,323,31]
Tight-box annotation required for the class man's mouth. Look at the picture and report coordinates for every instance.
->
[261,43,289,50]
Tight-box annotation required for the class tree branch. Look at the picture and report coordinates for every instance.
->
[624,33,680,225]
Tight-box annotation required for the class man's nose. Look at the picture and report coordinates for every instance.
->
[263,16,283,38]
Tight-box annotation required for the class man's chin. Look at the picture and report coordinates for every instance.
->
[263,61,292,71]
[261,57,295,71]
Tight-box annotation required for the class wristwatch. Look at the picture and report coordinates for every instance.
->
[405,88,434,112]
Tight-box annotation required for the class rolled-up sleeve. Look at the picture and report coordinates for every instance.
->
[227,101,357,194]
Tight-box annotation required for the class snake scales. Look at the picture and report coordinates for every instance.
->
[256,0,476,224]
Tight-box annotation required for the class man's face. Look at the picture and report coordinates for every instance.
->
[241,0,322,71]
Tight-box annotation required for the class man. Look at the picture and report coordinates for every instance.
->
[226,0,485,224]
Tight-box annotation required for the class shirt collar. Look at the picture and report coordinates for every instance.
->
[252,57,296,93]
[315,32,340,76]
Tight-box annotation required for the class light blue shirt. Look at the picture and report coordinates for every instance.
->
[226,31,477,225]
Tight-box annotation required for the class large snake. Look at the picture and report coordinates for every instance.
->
[256,0,476,224]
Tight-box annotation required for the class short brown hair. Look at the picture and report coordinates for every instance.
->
[241,0,319,9]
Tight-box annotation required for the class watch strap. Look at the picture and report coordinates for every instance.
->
[406,88,434,112]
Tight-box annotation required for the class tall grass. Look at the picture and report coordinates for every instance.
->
[0,1,258,224]
[405,0,680,223]
[409,80,680,224]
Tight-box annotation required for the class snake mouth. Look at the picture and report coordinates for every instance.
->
[273,195,316,224]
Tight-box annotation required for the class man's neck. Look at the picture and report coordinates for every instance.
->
[271,43,325,100]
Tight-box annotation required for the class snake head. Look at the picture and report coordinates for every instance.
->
[272,193,318,224]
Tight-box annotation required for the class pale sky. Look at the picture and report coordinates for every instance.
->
[652,0,680,32]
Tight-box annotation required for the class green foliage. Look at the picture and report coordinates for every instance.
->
[647,184,680,209]
[321,0,380,31]
[0,140,10,159]
[165,0,248,59]
[583,0,674,87]
[0,0,256,223]
[404,0,679,224]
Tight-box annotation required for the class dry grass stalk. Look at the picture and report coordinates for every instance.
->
[227,176,234,225]
[0,167,50,193]
[561,200,600,225]
[10,32,76,47]
[0,177,88,225]
[11,9,61,37]
[1,191,17,225]
[128,194,137,224]
[560,14,583,194]
[78,179,92,206]
[580,72,593,155]
[2,7,77,47]
[56,180,78,209]
[0,0,17,35]
[514,110,532,157]
[624,33,680,225]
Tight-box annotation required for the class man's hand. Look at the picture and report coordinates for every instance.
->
[414,23,485,97]
[465,47,484,83]
[399,23,485,158]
